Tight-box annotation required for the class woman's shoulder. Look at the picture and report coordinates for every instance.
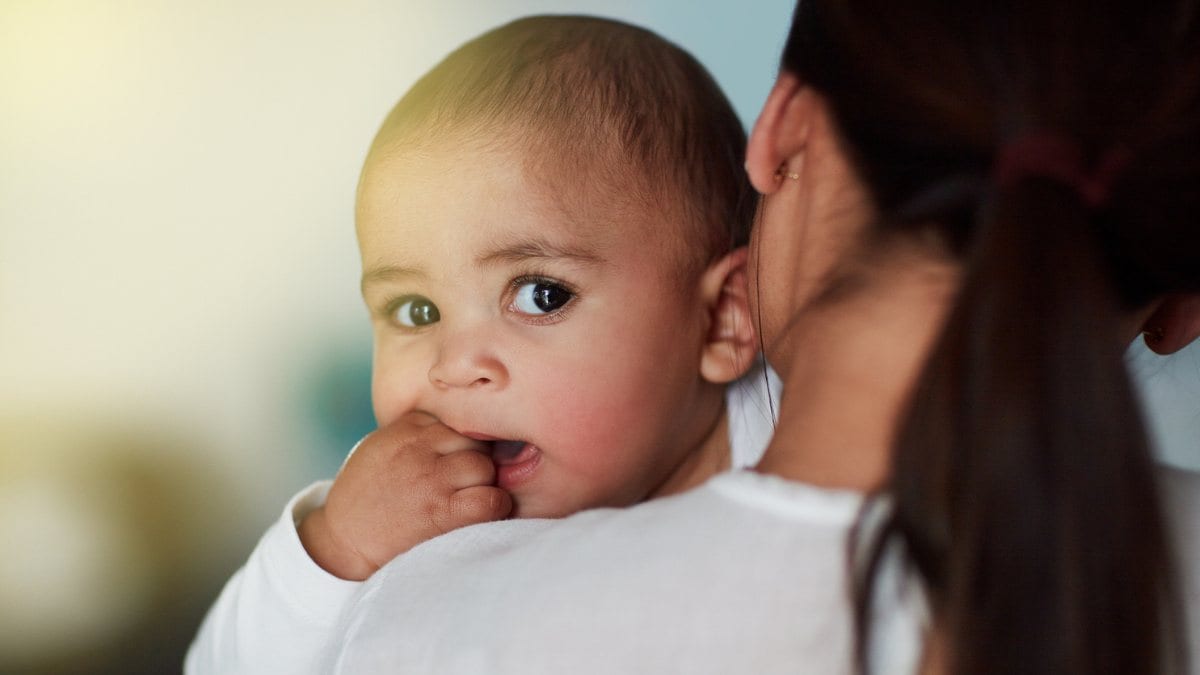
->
[1157,464,1200,658]
[332,474,869,674]
[1161,461,1200,521]
[1158,462,1199,524]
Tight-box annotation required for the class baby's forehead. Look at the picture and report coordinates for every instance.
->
[359,139,695,269]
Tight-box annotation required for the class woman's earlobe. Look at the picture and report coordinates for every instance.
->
[746,72,807,195]
[1141,293,1200,355]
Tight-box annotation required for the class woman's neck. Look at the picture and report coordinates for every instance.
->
[756,255,958,491]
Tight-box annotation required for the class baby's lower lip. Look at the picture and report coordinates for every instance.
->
[492,442,541,489]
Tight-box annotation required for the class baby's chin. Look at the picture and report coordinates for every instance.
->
[506,481,642,520]
[502,483,591,520]
[506,490,581,520]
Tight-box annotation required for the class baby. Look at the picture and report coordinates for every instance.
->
[188,15,767,673]
[299,13,764,579]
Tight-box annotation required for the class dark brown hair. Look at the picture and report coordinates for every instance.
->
[781,0,1200,672]
[365,15,754,276]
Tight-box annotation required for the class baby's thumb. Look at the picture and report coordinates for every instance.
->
[447,486,513,529]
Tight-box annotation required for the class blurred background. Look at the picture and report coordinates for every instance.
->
[0,1,1195,672]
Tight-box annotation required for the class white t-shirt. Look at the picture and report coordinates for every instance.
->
[185,365,781,675]
[326,465,1200,674]
[326,470,904,674]
[187,356,1199,674]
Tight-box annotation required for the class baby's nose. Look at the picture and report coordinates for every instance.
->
[427,332,508,390]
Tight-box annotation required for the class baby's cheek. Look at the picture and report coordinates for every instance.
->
[533,372,661,480]
[371,379,401,427]
[370,357,423,428]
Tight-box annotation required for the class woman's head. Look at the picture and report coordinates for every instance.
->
[748,1,1200,672]
[771,0,1200,310]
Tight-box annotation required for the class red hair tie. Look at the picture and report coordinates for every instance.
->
[994,132,1130,208]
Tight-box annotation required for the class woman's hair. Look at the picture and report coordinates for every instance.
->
[780,0,1200,672]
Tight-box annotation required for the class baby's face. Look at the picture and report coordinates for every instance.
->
[356,141,722,517]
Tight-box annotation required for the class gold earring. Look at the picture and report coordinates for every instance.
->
[774,163,799,181]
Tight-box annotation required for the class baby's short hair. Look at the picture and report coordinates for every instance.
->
[365,15,754,277]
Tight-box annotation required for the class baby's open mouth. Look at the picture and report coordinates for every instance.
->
[489,440,539,466]
[485,439,543,490]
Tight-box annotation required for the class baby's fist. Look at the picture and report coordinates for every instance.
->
[299,412,512,580]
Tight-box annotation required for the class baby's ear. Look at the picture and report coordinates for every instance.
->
[1142,292,1200,355]
[698,246,757,384]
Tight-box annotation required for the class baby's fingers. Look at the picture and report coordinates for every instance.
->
[438,449,496,488]
[445,485,512,530]
[420,423,490,457]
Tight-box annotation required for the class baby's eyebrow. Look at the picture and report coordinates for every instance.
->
[360,264,426,293]
[476,238,605,268]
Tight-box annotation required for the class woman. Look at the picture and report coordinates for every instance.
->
[746,0,1200,670]
[325,0,1200,671]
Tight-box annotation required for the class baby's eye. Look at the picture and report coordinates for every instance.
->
[391,296,440,327]
[512,281,573,315]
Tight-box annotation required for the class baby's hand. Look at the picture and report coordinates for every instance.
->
[298,411,513,580]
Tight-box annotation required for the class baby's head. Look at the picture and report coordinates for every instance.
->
[356,15,756,517]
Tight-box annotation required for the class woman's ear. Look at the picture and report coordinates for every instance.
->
[1142,293,1200,355]
[746,72,812,195]
[698,247,757,383]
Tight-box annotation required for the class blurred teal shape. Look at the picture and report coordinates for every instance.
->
[300,342,376,475]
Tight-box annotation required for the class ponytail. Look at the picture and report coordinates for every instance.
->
[855,177,1186,673]
[776,1,1200,669]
